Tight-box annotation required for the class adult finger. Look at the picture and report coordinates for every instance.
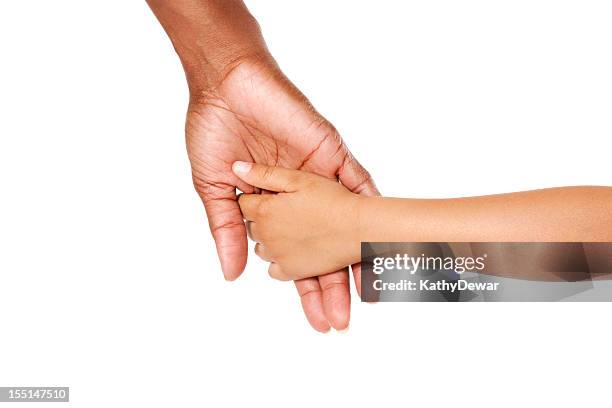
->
[352,263,363,298]
[338,150,379,196]
[295,278,331,333]
[318,269,350,330]
[200,183,248,281]
[232,161,306,193]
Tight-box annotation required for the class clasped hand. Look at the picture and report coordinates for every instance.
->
[234,161,364,282]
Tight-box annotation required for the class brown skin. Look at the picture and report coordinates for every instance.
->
[146,0,377,332]
[234,161,612,281]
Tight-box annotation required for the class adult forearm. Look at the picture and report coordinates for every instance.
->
[146,0,270,93]
[358,186,612,245]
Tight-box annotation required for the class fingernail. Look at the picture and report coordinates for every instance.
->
[232,161,252,175]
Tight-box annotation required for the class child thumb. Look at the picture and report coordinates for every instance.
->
[232,161,303,193]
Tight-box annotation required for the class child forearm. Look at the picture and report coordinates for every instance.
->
[358,187,612,247]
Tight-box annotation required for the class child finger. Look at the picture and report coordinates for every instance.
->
[254,243,273,262]
[237,193,265,221]
[268,263,290,281]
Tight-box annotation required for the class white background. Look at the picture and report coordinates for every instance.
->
[1,1,611,407]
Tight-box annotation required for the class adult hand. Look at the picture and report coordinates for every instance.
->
[146,0,378,331]
[186,55,377,331]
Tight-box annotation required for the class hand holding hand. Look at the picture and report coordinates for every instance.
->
[234,162,362,281]
[185,57,376,331]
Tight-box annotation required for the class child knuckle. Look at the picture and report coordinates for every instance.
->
[268,268,282,280]
[255,199,268,218]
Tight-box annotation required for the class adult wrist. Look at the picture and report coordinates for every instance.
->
[147,0,272,95]
[182,48,273,99]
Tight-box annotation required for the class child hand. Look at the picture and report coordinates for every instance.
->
[232,161,362,281]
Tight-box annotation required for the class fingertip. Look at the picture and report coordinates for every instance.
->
[319,271,351,330]
[319,325,332,334]
[295,279,331,333]
[232,161,253,177]
[338,153,379,197]
[215,234,248,281]
[303,300,331,333]
[312,318,332,334]
[323,290,350,331]
[328,307,350,331]
[221,257,242,281]
[336,324,349,334]
[358,180,380,197]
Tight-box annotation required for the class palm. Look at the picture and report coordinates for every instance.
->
[185,58,376,331]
